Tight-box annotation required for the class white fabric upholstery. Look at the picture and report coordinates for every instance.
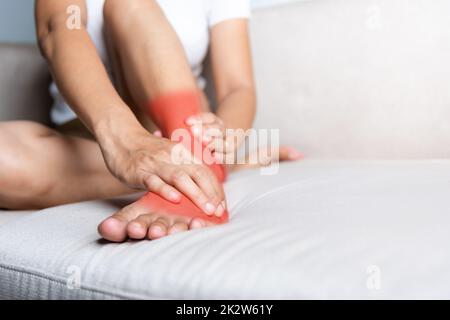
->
[2,0,450,300]
[251,0,450,158]
[1,161,450,299]
[0,212,29,226]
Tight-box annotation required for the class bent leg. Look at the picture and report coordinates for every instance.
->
[103,0,197,108]
[0,121,132,210]
[99,0,227,242]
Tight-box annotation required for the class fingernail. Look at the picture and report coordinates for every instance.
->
[169,191,181,202]
[215,204,225,217]
[186,117,195,125]
[204,202,216,215]
[153,130,163,137]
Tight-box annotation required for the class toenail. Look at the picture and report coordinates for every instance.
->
[169,226,182,234]
[152,225,164,234]
[191,220,205,229]
[129,222,142,232]
[287,147,303,160]
[104,217,122,228]
[204,203,216,215]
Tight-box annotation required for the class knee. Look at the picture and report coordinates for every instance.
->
[0,122,56,208]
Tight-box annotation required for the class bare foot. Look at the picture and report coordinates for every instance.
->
[98,200,215,242]
[99,145,302,242]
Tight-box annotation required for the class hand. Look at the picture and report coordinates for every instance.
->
[186,113,245,165]
[97,125,225,216]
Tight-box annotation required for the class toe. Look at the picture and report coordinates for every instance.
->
[98,202,147,242]
[189,218,206,230]
[98,217,127,242]
[168,220,189,235]
[279,146,304,161]
[127,214,154,240]
[148,218,169,240]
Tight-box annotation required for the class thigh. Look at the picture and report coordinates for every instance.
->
[0,121,133,209]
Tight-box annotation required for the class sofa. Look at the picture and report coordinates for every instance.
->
[1,0,450,299]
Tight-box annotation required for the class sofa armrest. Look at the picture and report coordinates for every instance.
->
[0,43,52,124]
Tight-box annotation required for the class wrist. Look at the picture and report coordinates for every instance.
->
[93,106,146,146]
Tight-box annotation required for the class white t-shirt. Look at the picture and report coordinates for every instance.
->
[50,0,251,125]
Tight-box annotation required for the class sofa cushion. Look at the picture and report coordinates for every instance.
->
[0,160,449,299]
[0,211,29,226]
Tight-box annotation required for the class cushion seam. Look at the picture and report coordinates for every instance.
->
[0,263,159,300]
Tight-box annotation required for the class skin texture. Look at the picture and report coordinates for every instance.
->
[0,0,300,240]
[34,0,224,211]
[97,0,255,241]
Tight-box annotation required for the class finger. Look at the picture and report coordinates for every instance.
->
[168,168,217,216]
[186,112,216,125]
[213,151,234,165]
[191,124,203,140]
[188,165,224,216]
[202,126,225,143]
[207,137,230,154]
[191,125,224,145]
[199,164,225,206]
[144,174,182,203]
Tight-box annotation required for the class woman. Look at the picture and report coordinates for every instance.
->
[0,0,301,241]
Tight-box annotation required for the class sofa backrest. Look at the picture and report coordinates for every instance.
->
[0,43,52,125]
[1,0,450,158]
[251,0,450,158]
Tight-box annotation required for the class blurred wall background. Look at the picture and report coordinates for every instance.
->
[0,1,36,43]
[0,0,304,43]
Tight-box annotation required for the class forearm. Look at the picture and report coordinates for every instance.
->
[39,19,141,139]
[216,87,256,132]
